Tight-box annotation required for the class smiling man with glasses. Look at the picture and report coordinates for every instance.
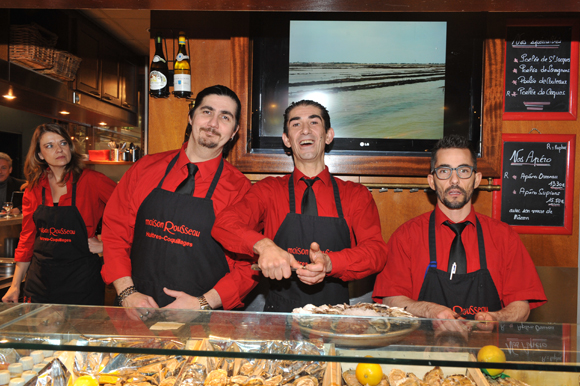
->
[373,135,546,325]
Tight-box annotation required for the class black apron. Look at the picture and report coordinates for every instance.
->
[264,174,351,312]
[130,154,230,307]
[417,211,502,319]
[24,183,105,305]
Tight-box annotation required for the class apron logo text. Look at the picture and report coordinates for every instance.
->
[39,227,76,237]
[287,247,331,255]
[145,232,193,247]
[38,236,72,243]
[453,305,489,316]
[145,219,200,237]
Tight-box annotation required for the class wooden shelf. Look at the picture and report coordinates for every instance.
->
[85,160,134,165]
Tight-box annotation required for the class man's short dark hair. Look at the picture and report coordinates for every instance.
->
[188,85,242,126]
[283,100,331,135]
[430,134,477,171]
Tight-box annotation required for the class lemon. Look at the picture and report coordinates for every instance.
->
[97,375,120,384]
[477,345,506,377]
[355,362,383,386]
[74,376,99,386]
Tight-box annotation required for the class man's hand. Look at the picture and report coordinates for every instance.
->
[122,292,159,321]
[113,277,158,321]
[384,296,458,320]
[473,301,530,331]
[10,208,20,216]
[297,242,331,285]
[162,288,200,309]
[88,237,103,254]
[253,238,303,280]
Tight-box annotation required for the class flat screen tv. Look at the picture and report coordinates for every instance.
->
[250,13,486,157]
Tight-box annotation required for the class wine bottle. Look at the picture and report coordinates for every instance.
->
[173,31,192,98]
[149,33,169,98]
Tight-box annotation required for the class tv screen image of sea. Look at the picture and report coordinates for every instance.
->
[280,20,447,140]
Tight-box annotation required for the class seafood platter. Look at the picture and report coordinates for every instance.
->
[0,336,341,386]
[292,303,420,348]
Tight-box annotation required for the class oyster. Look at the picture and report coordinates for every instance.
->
[229,376,249,386]
[388,369,407,386]
[423,367,443,385]
[263,375,282,386]
[368,319,391,333]
[159,378,177,386]
[240,362,255,376]
[246,376,265,386]
[205,369,228,386]
[342,370,361,386]
[294,376,318,386]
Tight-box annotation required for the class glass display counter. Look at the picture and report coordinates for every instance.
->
[0,304,576,386]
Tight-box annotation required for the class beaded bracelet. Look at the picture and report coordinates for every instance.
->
[117,285,137,306]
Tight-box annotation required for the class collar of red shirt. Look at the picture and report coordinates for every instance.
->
[39,171,75,205]
[292,165,332,188]
[176,143,223,182]
[434,204,478,228]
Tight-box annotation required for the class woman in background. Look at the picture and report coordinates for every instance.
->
[2,123,117,305]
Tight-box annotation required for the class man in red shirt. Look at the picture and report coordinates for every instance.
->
[212,100,388,312]
[373,135,546,322]
[101,85,257,316]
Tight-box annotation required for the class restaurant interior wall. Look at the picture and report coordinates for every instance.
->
[147,10,580,325]
[0,1,577,324]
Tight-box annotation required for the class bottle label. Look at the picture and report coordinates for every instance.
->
[176,53,190,62]
[152,55,166,63]
[174,74,191,92]
[150,71,168,90]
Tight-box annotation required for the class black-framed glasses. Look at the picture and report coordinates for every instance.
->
[432,165,475,180]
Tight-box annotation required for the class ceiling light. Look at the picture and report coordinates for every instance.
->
[59,110,70,115]
[2,85,16,100]
[99,122,107,126]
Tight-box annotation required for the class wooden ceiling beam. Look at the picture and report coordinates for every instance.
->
[1,0,579,13]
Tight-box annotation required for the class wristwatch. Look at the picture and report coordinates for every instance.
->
[197,295,212,310]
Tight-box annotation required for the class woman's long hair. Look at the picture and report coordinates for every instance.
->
[24,123,84,189]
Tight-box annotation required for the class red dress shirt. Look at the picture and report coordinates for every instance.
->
[212,166,388,280]
[372,205,547,309]
[15,169,117,262]
[101,144,257,310]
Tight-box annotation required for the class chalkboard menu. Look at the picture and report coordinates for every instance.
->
[497,321,571,363]
[492,134,575,235]
[503,20,579,120]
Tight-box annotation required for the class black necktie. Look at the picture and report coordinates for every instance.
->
[444,220,470,275]
[301,177,319,216]
[175,163,198,196]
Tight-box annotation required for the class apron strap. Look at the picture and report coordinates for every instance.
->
[288,174,297,214]
[330,176,344,219]
[41,183,77,206]
[475,216,487,270]
[428,210,488,276]
[204,158,224,200]
[157,153,181,189]
[71,181,77,207]
[427,211,438,277]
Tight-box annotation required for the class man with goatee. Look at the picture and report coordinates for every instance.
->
[102,85,257,317]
